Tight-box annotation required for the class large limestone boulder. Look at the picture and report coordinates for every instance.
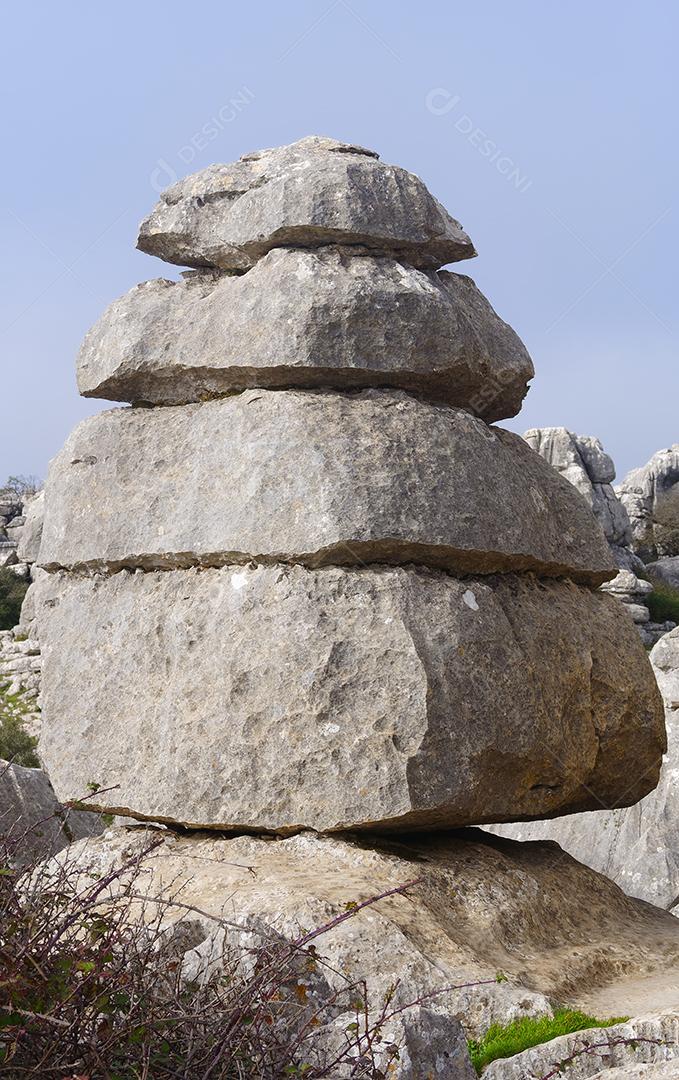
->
[137,136,476,271]
[35,565,664,832]
[38,390,614,585]
[486,626,679,908]
[483,1014,679,1079]
[76,250,533,421]
[56,826,679,1038]
[0,759,102,865]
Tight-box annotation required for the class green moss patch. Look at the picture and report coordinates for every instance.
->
[468,1008,628,1074]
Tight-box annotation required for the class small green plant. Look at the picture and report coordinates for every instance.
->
[467,1008,629,1074]
[0,569,29,631]
[646,580,679,624]
[0,684,39,767]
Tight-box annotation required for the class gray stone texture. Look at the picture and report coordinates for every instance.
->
[77,248,533,422]
[0,758,102,865]
[618,446,679,561]
[59,826,679,1039]
[35,565,664,833]
[38,390,615,585]
[137,136,476,271]
[483,1014,679,1080]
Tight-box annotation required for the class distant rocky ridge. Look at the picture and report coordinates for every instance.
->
[0,490,33,576]
[522,428,676,647]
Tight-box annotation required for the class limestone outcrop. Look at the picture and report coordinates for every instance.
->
[0,492,28,573]
[137,136,476,271]
[35,137,664,834]
[523,427,632,551]
[0,759,101,864]
[520,427,675,646]
[618,446,679,562]
[77,251,533,420]
[483,1013,679,1079]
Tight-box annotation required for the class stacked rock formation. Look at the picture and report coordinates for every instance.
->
[34,136,665,836]
[523,428,634,563]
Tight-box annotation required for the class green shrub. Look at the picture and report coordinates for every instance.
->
[468,1008,628,1074]
[0,685,39,767]
[0,568,29,631]
[646,580,679,623]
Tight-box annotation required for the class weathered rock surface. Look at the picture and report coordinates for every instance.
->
[487,626,679,908]
[35,565,663,832]
[618,447,679,561]
[591,1064,679,1079]
[0,759,102,864]
[77,249,533,421]
[327,1007,476,1078]
[519,427,674,643]
[483,1014,679,1079]
[38,390,614,584]
[58,826,679,1038]
[137,136,476,271]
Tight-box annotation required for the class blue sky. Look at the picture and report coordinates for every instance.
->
[0,0,677,481]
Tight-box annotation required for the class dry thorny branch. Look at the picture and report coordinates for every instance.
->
[0,787,501,1079]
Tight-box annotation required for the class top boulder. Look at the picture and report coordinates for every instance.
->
[137,136,476,271]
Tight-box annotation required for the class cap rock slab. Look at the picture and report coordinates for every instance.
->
[137,136,476,271]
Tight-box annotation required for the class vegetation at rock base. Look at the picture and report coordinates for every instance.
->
[0,684,39,767]
[0,570,29,632]
[0,811,501,1079]
[467,1007,629,1074]
[646,579,679,624]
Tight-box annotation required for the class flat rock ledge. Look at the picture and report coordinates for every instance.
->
[53,827,679,1042]
[137,136,476,271]
[35,565,664,832]
[77,249,533,422]
[38,390,614,585]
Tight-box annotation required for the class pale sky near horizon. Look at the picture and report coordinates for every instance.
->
[0,0,677,483]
